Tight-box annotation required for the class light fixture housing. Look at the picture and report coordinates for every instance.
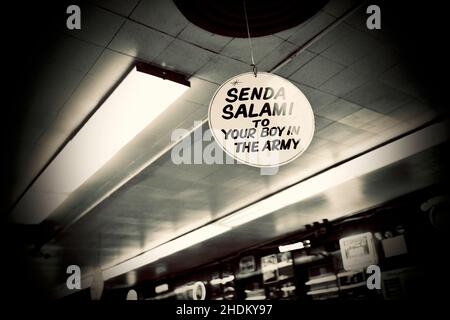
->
[11,62,190,224]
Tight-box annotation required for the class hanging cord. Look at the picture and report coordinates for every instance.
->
[243,0,257,77]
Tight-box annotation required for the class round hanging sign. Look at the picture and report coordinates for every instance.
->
[208,72,315,167]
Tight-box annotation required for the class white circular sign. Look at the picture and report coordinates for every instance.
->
[208,72,314,167]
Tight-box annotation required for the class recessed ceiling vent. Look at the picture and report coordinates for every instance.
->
[173,0,329,38]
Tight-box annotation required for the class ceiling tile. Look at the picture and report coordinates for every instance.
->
[348,45,399,77]
[154,39,214,75]
[286,11,335,46]
[257,41,298,72]
[321,28,380,66]
[316,122,368,144]
[177,23,233,53]
[196,54,249,84]
[306,88,339,109]
[91,0,140,16]
[308,22,354,53]
[274,49,316,78]
[342,5,367,32]
[28,65,87,116]
[131,0,189,36]
[345,81,411,114]
[19,111,57,144]
[220,35,284,65]
[338,107,383,127]
[306,136,347,159]
[274,17,311,40]
[340,130,373,146]
[290,81,314,96]
[379,64,426,101]
[65,4,124,47]
[343,5,389,42]
[323,0,361,17]
[320,67,370,96]
[388,100,437,126]
[108,20,174,62]
[315,98,361,121]
[359,115,402,134]
[46,35,103,73]
[314,115,333,131]
[377,121,415,140]
[289,55,345,88]
[181,77,219,106]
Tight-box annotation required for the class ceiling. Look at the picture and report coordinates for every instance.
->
[3,0,447,298]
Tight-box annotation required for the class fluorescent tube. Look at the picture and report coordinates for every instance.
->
[12,65,189,224]
[155,283,169,294]
[279,242,305,252]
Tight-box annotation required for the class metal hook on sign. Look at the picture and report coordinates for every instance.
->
[251,64,257,77]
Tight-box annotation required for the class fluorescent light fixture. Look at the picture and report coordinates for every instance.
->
[12,64,189,224]
[210,275,235,286]
[246,295,267,300]
[217,122,447,228]
[279,241,305,252]
[102,224,230,281]
[209,278,222,286]
[281,285,296,292]
[155,283,169,294]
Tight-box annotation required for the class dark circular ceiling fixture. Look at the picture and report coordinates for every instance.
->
[173,0,329,38]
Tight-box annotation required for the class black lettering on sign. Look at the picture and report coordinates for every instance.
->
[273,87,285,100]
[221,102,294,119]
[239,87,251,100]
[263,88,274,100]
[262,139,300,151]
[222,104,234,119]
[225,88,238,103]
[221,128,257,139]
